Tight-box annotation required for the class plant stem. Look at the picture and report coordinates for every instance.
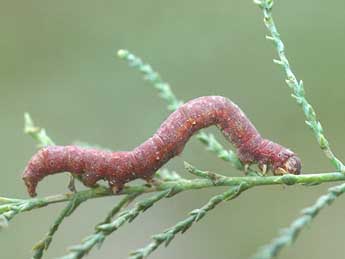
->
[32,194,86,259]
[252,1,345,257]
[117,49,244,171]
[254,0,345,172]
[3,168,345,227]
[252,182,345,259]
[59,190,170,259]
[24,113,55,147]
[129,183,249,259]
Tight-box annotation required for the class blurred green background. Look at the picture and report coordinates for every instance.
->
[1,0,345,258]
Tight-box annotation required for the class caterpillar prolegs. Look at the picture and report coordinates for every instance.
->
[22,96,301,197]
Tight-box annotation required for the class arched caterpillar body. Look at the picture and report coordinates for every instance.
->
[22,96,301,197]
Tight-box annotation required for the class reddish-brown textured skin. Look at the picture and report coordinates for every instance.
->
[22,96,301,197]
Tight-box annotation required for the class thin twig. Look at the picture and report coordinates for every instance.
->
[56,194,138,259]
[252,183,345,259]
[24,113,55,147]
[184,161,225,184]
[98,194,139,226]
[59,190,171,259]
[254,0,345,172]
[3,168,345,228]
[117,49,244,171]
[129,183,250,259]
[23,113,88,257]
[252,0,345,257]
[32,194,87,259]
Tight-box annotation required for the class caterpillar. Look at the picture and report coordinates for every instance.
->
[22,96,301,197]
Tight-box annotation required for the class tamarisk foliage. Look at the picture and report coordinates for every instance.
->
[60,191,169,259]
[0,1,344,259]
[117,49,244,172]
[129,183,250,259]
[252,0,345,258]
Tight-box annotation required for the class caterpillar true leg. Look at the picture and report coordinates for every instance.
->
[259,164,268,175]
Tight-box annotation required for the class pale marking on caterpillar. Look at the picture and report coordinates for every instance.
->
[22,96,301,197]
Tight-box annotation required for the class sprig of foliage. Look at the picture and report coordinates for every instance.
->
[55,194,138,259]
[3,168,345,230]
[254,0,344,172]
[23,114,102,259]
[117,49,244,171]
[252,182,345,259]
[253,0,345,257]
[24,113,55,147]
[129,183,249,259]
[60,190,171,259]
[197,132,243,170]
[0,195,67,229]
[117,49,183,111]
[32,194,87,259]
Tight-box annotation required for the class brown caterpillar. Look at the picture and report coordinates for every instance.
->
[22,96,301,197]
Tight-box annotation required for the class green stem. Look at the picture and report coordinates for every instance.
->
[129,184,249,259]
[59,191,170,259]
[252,182,345,259]
[117,49,244,171]
[255,0,345,172]
[252,1,345,257]
[3,168,345,226]
[98,194,140,226]
[24,113,55,147]
[32,194,86,259]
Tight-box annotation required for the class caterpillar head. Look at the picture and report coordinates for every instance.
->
[274,154,301,175]
[22,173,38,197]
[22,149,48,197]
